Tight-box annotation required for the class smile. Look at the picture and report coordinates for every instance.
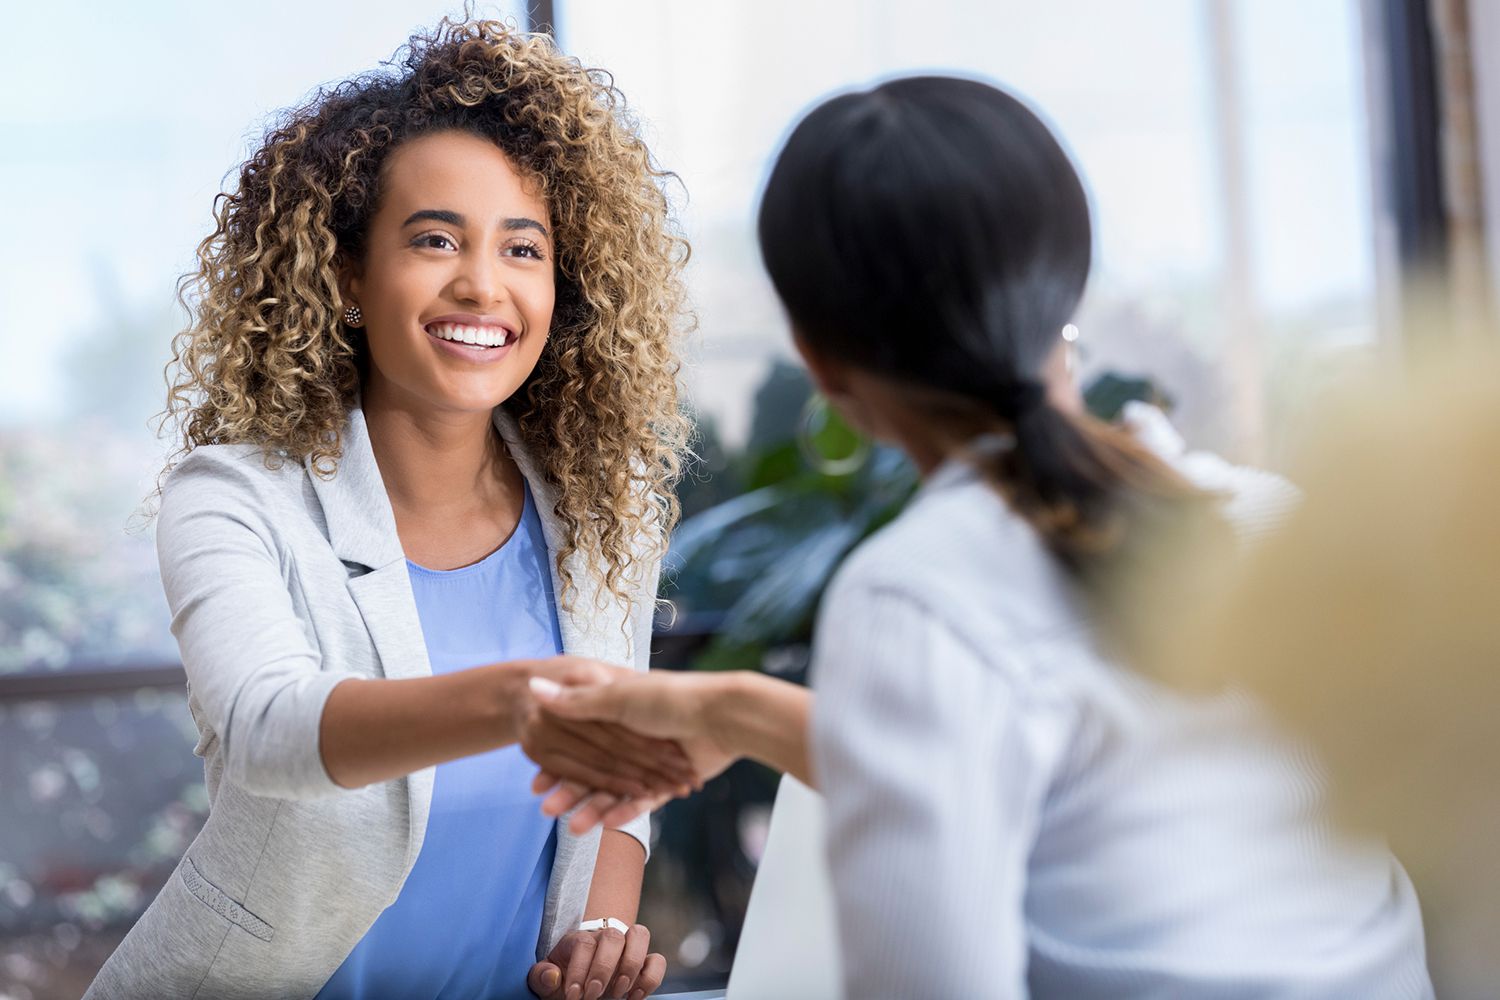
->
[425,322,513,349]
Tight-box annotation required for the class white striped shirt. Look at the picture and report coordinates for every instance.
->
[808,411,1431,998]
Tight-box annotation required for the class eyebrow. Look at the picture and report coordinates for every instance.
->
[400,209,550,239]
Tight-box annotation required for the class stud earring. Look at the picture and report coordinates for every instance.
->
[343,304,364,328]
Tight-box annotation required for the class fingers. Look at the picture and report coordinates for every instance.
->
[523,716,693,798]
[567,793,621,835]
[603,793,668,830]
[542,780,593,819]
[554,717,696,791]
[530,748,651,800]
[532,678,625,721]
[628,953,667,1000]
[583,925,627,1000]
[593,721,697,786]
[562,930,599,1000]
[532,769,561,796]
[525,655,625,688]
[528,960,565,999]
[609,924,650,998]
[556,657,633,686]
[564,791,668,836]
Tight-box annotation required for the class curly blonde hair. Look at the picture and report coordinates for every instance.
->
[164,17,691,608]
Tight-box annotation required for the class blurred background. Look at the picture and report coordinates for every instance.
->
[1,0,1497,996]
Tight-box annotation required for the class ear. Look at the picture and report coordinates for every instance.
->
[1042,338,1085,416]
[336,254,363,308]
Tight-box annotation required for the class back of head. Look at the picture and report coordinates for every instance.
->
[758,76,1090,403]
[758,76,1216,582]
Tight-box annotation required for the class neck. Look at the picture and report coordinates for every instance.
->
[361,376,507,513]
[838,343,1084,480]
[887,417,954,478]
[837,368,978,478]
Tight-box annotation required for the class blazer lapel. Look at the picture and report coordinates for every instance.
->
[307,405,431,681]
[307,404,434,866]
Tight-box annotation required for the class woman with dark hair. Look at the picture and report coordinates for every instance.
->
[529,76,1433,997]
[87,18,692,1000]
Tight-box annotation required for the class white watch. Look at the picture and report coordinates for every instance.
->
[579,917,630,934]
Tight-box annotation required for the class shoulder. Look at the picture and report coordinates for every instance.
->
[816,472,1084,697]
[826,471,1074,635]
[157,444,310,540]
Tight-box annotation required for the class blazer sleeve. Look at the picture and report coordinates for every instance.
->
[156,453,363,800]
[604,533,663,858]
[810,581,1050,998]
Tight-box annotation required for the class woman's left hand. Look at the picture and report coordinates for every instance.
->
[527,923,666,1000]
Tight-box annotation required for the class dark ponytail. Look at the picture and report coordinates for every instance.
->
[758,76,1222,581]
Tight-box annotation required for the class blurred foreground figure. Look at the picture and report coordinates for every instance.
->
[533,74,1434,998]
[1151,350,1500,999]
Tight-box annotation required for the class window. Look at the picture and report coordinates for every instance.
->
[560,0,1379,466]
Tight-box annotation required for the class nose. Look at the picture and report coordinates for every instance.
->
[450,246,509,309]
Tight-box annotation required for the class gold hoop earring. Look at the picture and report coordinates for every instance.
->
[343,304,364,328]
[797,394,870,477]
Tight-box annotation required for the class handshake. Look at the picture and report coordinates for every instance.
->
[515,656,738,834]
[512,656,810,834]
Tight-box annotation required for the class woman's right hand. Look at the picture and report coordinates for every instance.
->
[527,670,743,832]
[513,657,699,802]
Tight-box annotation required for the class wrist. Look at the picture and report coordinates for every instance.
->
[704,671,754,751]
[712,670,780,761]
[713,671,811,780]
[479,662,530,745]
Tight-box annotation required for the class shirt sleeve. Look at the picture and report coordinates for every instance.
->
[607,541,663,859]
[810,582,1048,998]
[156,456,362,800]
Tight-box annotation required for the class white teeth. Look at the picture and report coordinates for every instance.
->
[428,323,509,348]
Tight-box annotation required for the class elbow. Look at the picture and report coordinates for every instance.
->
[218,672,352,800]
[220,733,346,800]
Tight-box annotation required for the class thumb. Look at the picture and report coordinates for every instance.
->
[527,960,563,998]
[529,676,623,721]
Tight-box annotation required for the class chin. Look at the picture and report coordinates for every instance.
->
[440,385,524,414]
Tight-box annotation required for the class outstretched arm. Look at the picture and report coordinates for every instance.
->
[319,656,695,795]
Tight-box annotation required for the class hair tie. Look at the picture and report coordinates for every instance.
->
[991,379,1047,421]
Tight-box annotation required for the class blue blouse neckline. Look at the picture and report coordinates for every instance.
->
[404,484,535,579]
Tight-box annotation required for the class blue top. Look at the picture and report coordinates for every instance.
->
[316,484,564,1000]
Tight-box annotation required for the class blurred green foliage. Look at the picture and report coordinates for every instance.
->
[664,361,919,673]
[664,360,1168,675]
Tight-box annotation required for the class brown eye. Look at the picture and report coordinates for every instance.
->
[412,232,457,251]
[503,240,546,261]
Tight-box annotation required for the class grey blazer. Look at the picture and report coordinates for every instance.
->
[85,405,657,1000]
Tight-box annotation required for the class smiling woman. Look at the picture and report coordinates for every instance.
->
[85,16,691,1000]
[165,17,691,607]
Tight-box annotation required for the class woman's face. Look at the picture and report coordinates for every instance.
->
[346,129,556,416]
